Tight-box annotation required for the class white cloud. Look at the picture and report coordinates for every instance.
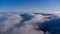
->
[0,14,22,33]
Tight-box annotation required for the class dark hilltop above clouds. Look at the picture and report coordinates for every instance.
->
[0,12,60,34]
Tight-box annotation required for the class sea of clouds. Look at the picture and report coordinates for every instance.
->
[0,12,60,34]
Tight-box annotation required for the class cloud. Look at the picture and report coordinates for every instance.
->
[0,14,22,34]
[0,12,59,34]
[38,14,60,34]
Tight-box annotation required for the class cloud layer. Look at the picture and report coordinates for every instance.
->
[0,12,59,34]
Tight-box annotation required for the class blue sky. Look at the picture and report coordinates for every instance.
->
[0,0,60,12]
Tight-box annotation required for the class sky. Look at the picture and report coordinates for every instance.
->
[0,0,60,13]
